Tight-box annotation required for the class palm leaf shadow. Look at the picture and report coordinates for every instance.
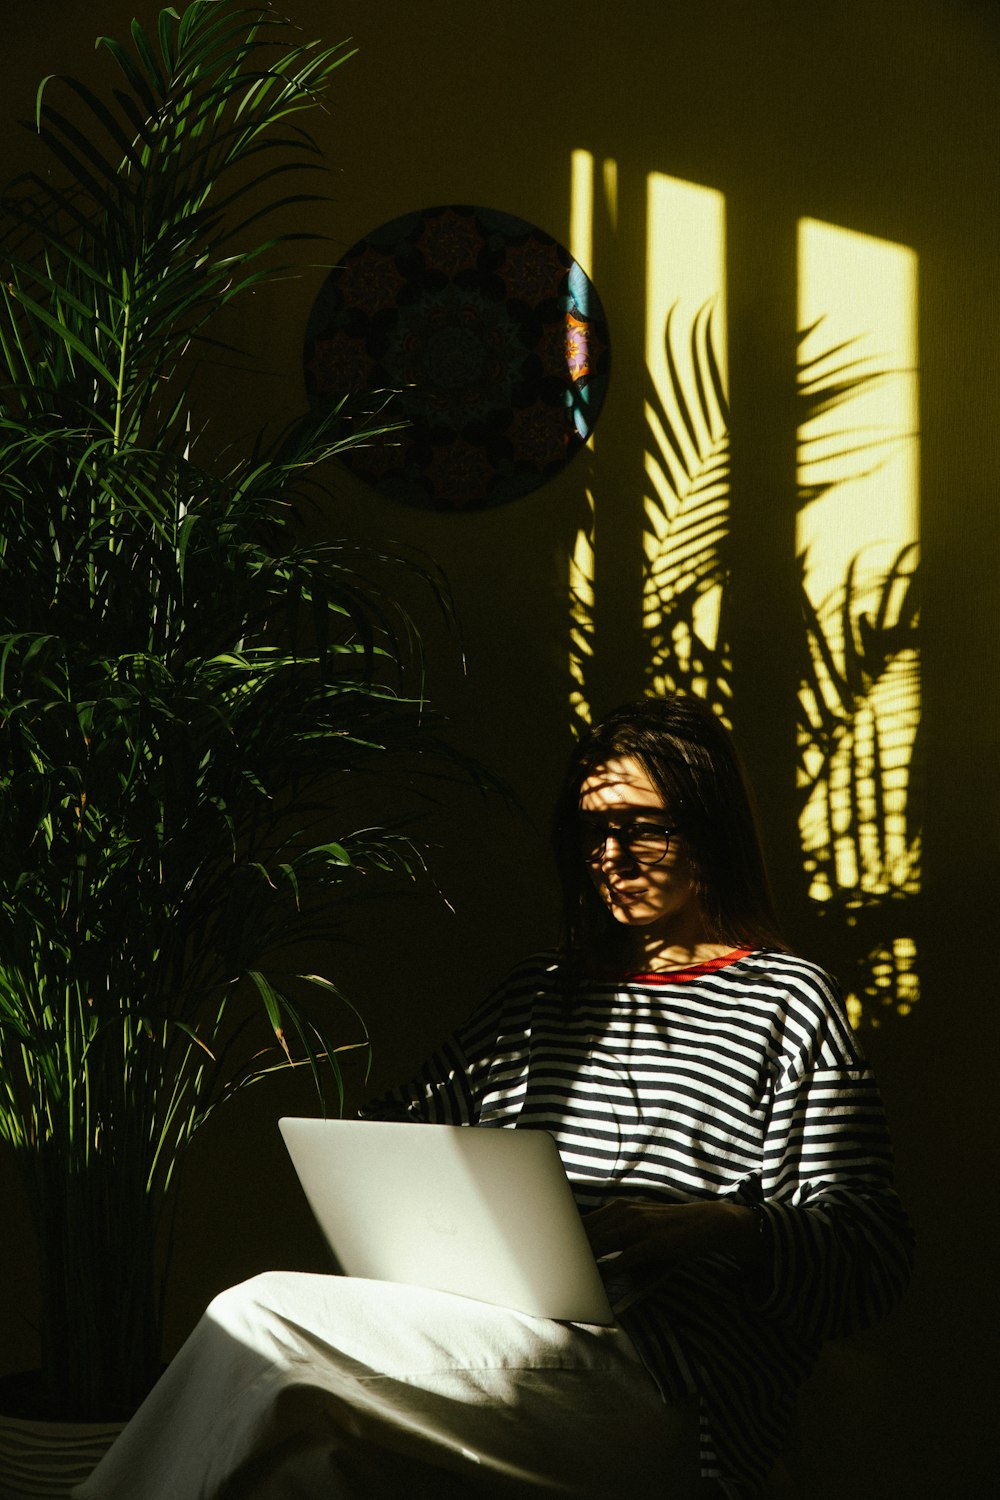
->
[798,543,921,909]
[642,300,732,715]
[575,298,921,1024]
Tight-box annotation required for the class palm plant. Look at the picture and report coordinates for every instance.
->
[0,2,454,1419]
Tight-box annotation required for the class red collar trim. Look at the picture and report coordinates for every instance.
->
[620,946,754,985]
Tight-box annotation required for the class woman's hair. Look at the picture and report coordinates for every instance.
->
[552,694,786,982]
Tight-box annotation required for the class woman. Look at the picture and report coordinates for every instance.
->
[77,695,913,1499]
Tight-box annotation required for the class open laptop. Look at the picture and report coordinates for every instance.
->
[278,1118,615,1325]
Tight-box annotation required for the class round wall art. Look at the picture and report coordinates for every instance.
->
[303,204,611,512]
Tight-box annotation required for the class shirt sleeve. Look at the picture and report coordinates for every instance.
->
[358,985,507,1125]
[749,974,915,1341]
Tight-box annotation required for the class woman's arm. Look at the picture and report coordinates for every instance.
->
[583,1196,765,1275]
[748,1059,915,1339]
[586,969,914,1340]
[359,1031,484,1124]
[358,967,519,1124]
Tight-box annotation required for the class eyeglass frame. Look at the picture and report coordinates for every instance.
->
[577,820,679,867]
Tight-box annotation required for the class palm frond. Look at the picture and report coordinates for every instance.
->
[0,3,464,1420]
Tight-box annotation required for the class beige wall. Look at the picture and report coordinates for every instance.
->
[4,2,998,1493]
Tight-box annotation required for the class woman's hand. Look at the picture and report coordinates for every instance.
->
[583,1198,759,1276]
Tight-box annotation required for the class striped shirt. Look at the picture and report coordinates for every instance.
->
[364,947,914,1495]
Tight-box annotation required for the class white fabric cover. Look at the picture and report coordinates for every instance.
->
[75,1271,701,1499]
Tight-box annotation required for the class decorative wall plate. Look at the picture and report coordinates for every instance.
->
[303,205,610,512]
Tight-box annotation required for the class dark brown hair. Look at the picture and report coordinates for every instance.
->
[552,694,785,982]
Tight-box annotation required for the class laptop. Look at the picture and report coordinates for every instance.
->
[278,1117,615,1325]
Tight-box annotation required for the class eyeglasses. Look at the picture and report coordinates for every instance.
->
[577,821,677,867]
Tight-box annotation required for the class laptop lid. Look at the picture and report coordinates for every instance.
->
[278,1118,615,1326]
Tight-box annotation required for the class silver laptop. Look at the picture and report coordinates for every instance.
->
[278,1118,615,1325]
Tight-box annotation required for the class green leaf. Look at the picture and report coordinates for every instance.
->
[0,1,476,1419]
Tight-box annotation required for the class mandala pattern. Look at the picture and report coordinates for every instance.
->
[303,205,611,511]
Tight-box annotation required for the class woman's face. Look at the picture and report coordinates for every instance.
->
[577,755,708,953]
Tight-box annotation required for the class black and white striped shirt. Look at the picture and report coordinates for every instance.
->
[366,947,914,1495]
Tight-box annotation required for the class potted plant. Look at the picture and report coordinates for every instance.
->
[0,0,454,1435]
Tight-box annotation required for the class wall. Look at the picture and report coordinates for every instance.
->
[3,2,998,1494]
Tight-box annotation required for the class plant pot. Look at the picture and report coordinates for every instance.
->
[0,1376,124,1500]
